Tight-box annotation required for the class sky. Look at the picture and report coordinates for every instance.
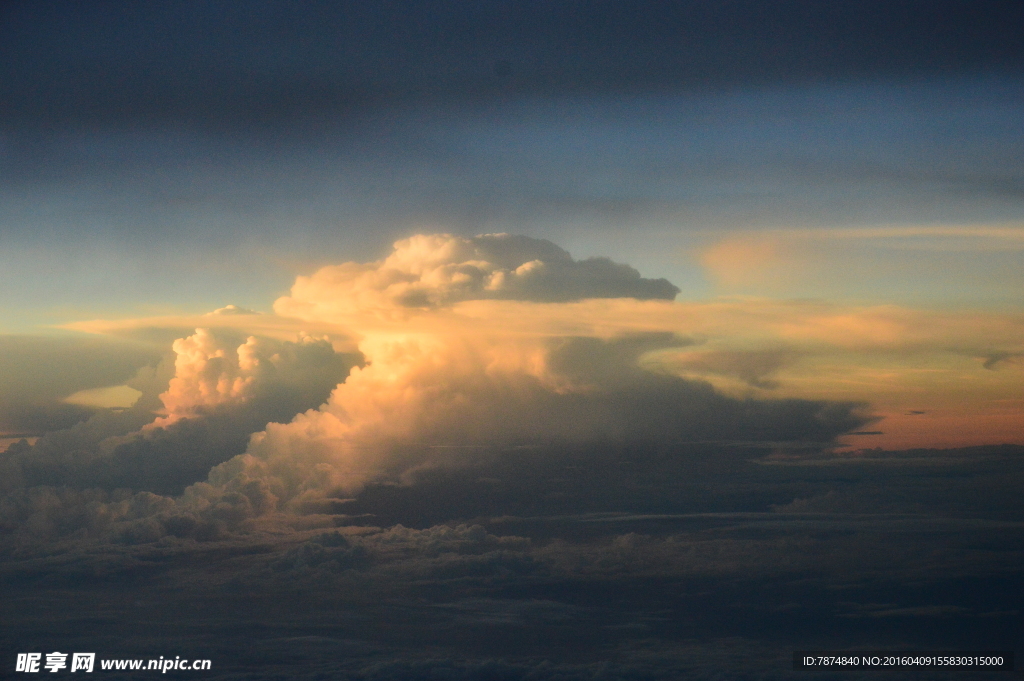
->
[1,1,1023,678]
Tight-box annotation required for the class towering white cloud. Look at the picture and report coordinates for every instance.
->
[186,235,867,514]
[0,328,356,499]
[153,329,341,425]
[1,235,885,542]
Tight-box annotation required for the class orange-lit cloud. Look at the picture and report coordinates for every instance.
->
[150,329,344,427]
[698,223,1024,299]
[33,233,1020,524]
[186,235,1017,508]
[275,232,678,319]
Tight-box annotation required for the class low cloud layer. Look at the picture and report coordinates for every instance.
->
[3,444,1021,678]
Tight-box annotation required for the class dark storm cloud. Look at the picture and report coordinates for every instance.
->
[1,0,1021,126]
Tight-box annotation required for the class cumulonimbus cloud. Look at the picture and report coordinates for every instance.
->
[181,235,869,520]
[0,234,884,542]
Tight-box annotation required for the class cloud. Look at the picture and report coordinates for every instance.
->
[274,233,679,320]
[171,236,870,516]
[0,335,160,435]
[195,229,1022,511]
[658,348,798,391]
[982,351,1024,370]
[698,224,1024,301]
[705,225,1024,253]
[212,331,869,512]
[63,384,142,409]
[151,328,350,426]
[62,308,358,354]
[3,440,1021,681]
[206,304,262,316]
[0,330,357,497]
[19,233,1024,544]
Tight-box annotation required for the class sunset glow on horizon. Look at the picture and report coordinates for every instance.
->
[15,211,1015,456]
